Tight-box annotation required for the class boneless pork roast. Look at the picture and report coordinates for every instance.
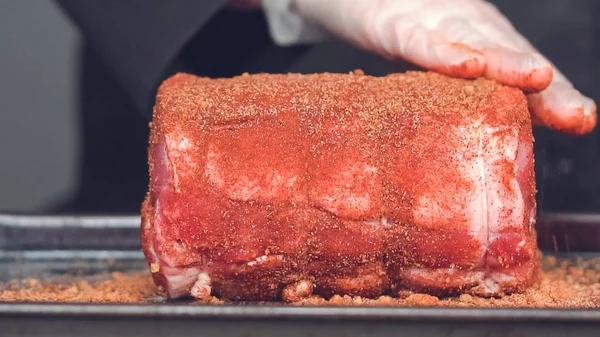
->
[141,71,538,301]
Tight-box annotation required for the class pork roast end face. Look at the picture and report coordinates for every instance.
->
[142,71,539,301]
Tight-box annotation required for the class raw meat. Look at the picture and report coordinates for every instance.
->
[141,71,539,301]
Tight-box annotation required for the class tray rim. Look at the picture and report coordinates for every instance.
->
[1,303,600,322]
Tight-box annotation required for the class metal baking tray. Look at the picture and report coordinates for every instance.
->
[1,212,599,337]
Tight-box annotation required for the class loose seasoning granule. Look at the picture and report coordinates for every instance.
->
[1,256,599,307]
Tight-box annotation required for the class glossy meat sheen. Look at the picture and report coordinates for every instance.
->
[142,71,539,301]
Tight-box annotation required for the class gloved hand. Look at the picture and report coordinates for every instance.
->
[260,0,597,135]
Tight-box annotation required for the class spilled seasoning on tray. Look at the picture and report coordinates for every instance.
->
[0,272,160,304]
[1,256,599,307]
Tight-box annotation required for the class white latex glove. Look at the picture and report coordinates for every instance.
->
[260,0,597,135]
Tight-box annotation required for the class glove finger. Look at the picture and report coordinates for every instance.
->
[386,21,486,78]
[436,18,553,92]
[482,48,553,93]
[527,80,597,135]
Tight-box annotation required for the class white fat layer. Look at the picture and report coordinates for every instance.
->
[204,145,301,202]
[165,133,197,192]
[363,217,390,228]
[190,272,212,299]
[407,268,517,295]
[163,266,203,299]
[410,122,490,238]
[484,127,525,233]
[316,161,378,216]
[409,268,485,279]
[481,273,517,294]
[409,122,525,258]
[205,144,226,189]
[247,254,284,267]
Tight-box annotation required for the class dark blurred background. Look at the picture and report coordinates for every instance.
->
[0,0,598,215]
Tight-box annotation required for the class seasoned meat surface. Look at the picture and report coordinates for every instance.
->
[142,71,538,300]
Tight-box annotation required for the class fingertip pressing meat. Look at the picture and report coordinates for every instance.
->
[141,70,539,301]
